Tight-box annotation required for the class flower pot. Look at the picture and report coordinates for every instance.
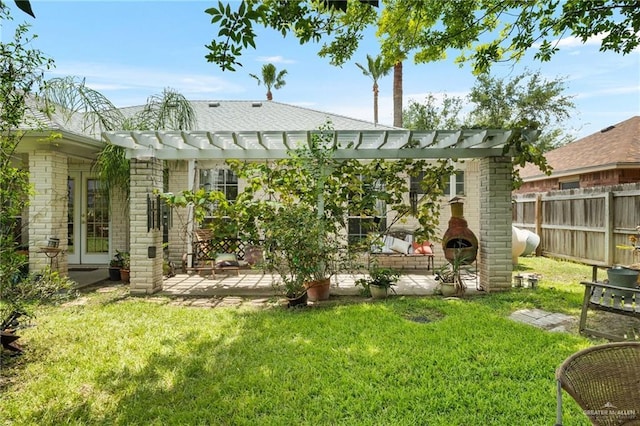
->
[440,282,459,297]
[108,267,121,281]
[287,291,308,308]
[305,278,330,301]
[370,284,388,299]
[607,267,640,300]
[120,269,130,283]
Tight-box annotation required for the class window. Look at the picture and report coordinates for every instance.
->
[559,180,579,190]
[199,169,239,234]
[199,168,238,201]
[444,171,465,197]
[347,178,386,245]
[411,170,465,198]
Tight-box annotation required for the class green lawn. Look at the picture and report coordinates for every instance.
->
[0,257,601,425]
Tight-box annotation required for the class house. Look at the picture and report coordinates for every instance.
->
[515,116,640,194]
[16,98,527,293]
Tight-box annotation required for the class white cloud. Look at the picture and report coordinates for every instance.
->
[255,55,296,64]
[47,61,247,105]
[554,34,605,48]
[575,85,640,99]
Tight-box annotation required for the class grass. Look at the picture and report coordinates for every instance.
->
[0,257,605,425]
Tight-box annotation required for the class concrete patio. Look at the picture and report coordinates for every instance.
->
[69,267,483,298]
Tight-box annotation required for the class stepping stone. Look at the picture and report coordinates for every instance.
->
[509,308,575,332]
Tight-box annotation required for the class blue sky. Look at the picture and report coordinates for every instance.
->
[2,1,639,139]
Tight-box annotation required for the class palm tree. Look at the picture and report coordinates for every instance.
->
[356,54,391,125]
[39,76,197,195]
[249,63,287,101]
[393,61,403,127]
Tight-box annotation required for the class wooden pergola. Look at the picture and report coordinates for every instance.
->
[103,128,539,294]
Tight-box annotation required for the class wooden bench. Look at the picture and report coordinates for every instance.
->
[579,266,640,341]
[369,236,435,271]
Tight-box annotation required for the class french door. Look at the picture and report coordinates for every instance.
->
[67,172,111,264]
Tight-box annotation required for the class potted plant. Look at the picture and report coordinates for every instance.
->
[109,253,123,281]
[118,251,130,283]
[261,203,341,305]
[355,266,400,299]
[435,250,469,297]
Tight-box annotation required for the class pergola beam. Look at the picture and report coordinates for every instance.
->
[104,129,537,161]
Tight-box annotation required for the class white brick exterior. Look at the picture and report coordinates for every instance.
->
[110,188,129,255]
[166,160,191,264]
[28,151,68,275]
[129,158,163,294]
[479,157,513,291]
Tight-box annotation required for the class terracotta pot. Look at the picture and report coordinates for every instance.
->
[305,278,331,301]
[120,269,130,283]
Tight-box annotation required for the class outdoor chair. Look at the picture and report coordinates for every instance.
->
[555,342,640,425]
[181,229,240,277]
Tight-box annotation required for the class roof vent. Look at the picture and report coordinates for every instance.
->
[251,102,262,107]
[208,102,220,107]
[600,125,615,133]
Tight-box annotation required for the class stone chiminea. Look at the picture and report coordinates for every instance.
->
[442,197,478,265]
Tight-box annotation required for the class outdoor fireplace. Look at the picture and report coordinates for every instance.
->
[442,197,478,265]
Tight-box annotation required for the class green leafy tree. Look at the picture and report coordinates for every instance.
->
[0,0,34,17]
[205,1,639,74]
[467,70,575,152]
[0,5,69,331]
[249,63,287,101]
[403,70,575,187]
[403,93,464,130]
[355,54,391,124]
[205,0,628,185]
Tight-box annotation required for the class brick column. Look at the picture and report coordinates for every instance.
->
[479,157,513,291]
[28,151,68,275]
[129,157,163,294]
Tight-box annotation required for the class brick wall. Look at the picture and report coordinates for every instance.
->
[129,158,163,294]
[166,160,190,264]
[28,151,68,274]
[478,157,513,291]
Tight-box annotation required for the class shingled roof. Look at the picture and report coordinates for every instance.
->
[120,100,398,132]
[519,116,640,181]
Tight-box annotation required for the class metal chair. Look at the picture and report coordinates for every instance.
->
[555,342,640,425]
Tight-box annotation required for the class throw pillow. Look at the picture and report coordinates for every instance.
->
[412,242,433,255]
[390,238,411,254]
[215,253,240,268]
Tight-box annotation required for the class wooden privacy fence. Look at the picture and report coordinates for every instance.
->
[513,183,640,267]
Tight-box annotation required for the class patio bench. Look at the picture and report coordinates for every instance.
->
[369,235,434,271]
[579,266,640,341]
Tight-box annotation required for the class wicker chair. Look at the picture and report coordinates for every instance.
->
[555,342,640,425]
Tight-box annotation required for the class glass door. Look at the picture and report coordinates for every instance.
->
[67,174,77,263]
[67,172,111,264]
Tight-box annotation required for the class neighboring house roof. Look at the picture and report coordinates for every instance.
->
[519,116,640,181]
[119,100,398,132]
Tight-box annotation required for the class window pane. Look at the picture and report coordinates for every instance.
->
[200,168,239,202]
